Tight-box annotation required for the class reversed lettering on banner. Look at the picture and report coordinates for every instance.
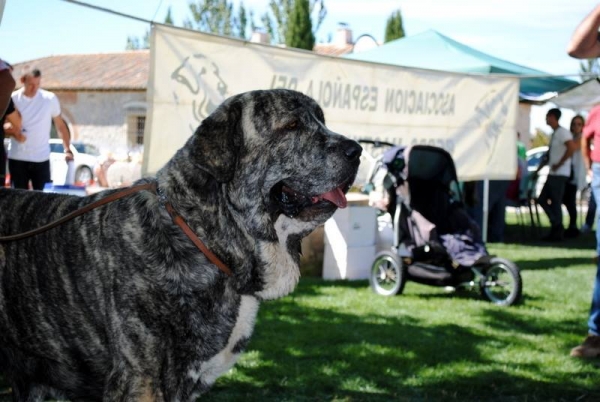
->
[146,25,520,180]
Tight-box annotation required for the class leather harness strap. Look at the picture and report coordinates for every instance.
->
[164,202,233,277]
[0,183,157,242]
[0,182,233,277]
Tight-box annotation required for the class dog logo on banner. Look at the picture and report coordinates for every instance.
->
[473,89,510,163]
[171,53,229,132]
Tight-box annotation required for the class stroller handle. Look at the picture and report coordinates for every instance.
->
[357,139,397,148]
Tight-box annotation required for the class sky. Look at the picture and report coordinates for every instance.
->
[0,0,597,134]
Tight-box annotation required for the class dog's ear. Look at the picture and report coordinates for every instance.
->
[188,97,242,182]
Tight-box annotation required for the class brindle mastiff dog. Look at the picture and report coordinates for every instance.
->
[0,89,361,401]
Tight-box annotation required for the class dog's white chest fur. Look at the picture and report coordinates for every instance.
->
[188,295,259,387]
[256,215,313,300]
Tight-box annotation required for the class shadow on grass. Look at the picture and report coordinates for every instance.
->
[206,305,485,401]
[480,308,583,336]
[514,257,595,271]
[202,283,600,401]
[503,222,597,251]
[2,280,598,402]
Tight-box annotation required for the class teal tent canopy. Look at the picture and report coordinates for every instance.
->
[344,30,578,100]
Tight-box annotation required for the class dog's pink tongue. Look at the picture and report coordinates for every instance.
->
[317,187,348,208]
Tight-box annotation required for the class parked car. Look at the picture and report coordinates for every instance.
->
[49,139,100,185]
[526,145,548,198]
[526,144,592,201]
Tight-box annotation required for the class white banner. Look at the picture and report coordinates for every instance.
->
[144,24,519,181]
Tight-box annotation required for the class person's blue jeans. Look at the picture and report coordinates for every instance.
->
[585,190,596,228]
[588,163,600,335]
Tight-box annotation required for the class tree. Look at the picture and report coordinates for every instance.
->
[531,128,550,148]
[285,0,314,50]
[384,9,405,43]
[125,7,174,50]
[579,58,600,80]
[261,0,326,45]
[164,7,174,25]
[183,0,249,39]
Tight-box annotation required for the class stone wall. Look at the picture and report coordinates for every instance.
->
[55,90,146,155]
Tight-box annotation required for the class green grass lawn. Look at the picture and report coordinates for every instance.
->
[2,217,599,401]
[205,216,600,401]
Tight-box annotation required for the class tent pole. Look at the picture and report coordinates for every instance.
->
[482,179,489,243]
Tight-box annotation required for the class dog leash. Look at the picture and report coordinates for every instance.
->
[0,182,233,277]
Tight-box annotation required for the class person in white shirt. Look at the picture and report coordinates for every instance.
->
[9,66,72,190]
[536,108,576,241]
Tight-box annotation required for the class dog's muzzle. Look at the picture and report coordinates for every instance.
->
[271,139,362,218]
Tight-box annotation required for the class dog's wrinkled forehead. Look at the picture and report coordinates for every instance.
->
[245,90,325,129]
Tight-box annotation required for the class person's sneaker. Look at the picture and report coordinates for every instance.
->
[570,335,600,358]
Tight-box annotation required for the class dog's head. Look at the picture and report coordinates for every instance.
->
[188,89,361,230]
[167,89,361,299]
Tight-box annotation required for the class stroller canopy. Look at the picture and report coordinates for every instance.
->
[407,145,459,189]
[379,145,464,236]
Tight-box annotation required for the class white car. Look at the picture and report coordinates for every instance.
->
[526,145,548,198]
[49,139,100,185]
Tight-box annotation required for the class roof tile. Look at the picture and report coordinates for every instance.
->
[12,51,149,91]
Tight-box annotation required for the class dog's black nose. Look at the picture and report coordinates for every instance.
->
[342,140,362,161]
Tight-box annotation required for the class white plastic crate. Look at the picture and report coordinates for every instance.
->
[324,205,377,248]
[322,241,376,280]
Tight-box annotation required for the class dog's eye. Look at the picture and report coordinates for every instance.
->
[285,120,299,130]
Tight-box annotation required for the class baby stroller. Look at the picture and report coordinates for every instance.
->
[362,142,522,306]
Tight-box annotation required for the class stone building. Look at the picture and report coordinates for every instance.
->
[11,51,149,156]
[9,28,358,158]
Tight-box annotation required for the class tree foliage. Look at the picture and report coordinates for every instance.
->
[125,7,173,50]
[285,0,315,50]
[183,0,249,39]
[531,129,550,148]
[125,32,150,50]
[262,0,326,45]
[125,0,325,50]
[579,58,600,80]
[164,7,174,25]
[384,9,405,43]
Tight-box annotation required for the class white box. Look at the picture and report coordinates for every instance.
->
[324,205,377,248]
[323,242,376,280]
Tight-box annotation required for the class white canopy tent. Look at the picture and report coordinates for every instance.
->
[143,24,520,183]
[549,78,600,111]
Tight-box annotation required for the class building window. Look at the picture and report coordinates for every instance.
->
[127,114,146,147]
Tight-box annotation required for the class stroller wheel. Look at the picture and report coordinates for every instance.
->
[369,251,407,296]
[479,257,522,306]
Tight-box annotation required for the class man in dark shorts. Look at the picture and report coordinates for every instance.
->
[9,66,71,190]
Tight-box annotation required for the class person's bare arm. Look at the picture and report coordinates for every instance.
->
[568,4,600,59]
[0,68,15,117]
[3,109,25,142]
[583,135,593,171]
[52,115,73,161]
